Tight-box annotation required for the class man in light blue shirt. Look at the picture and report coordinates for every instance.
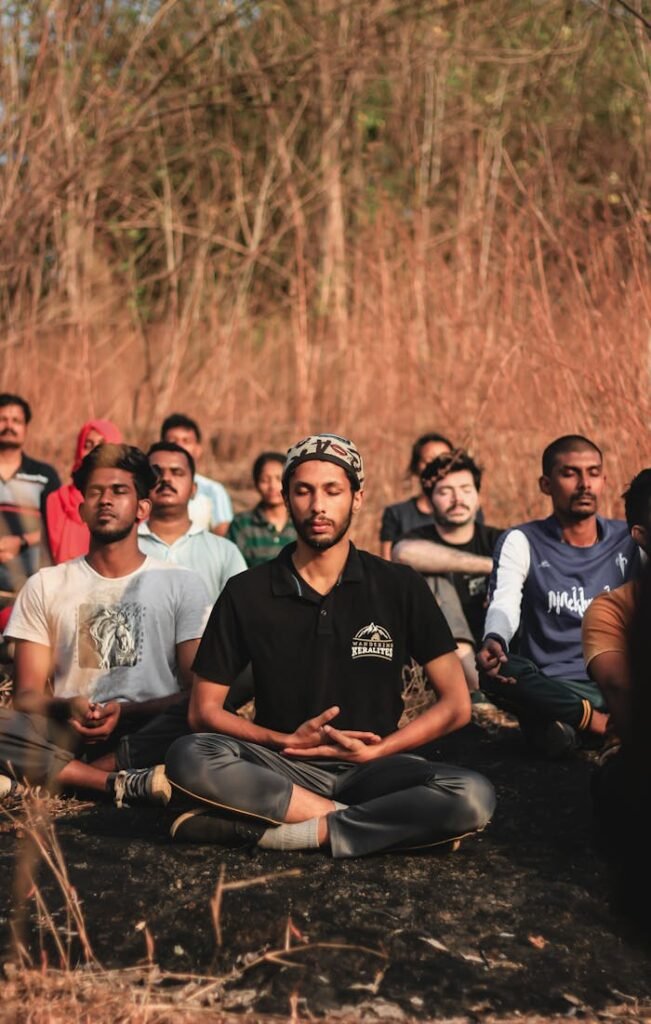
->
[160,413,233,535]
[139,443,246,601]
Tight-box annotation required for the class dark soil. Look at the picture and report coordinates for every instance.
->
[1,716,650,1021]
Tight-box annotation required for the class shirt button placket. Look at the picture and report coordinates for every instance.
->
[318,600,333,635]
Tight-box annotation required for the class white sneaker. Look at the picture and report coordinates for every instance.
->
[0,774,24,800]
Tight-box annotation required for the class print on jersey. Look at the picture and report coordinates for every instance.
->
[351,623,394,661]
[78,603,144,669]
[546,587,592,617]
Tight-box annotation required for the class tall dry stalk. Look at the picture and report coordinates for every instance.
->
[5,793,97,969]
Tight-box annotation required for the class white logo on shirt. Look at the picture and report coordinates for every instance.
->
[547,587,592,617]
[351,623,394,661]
[615,552,628,578]
[539,560,551,568]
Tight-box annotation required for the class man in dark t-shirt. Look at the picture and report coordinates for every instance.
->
[393,451,502,693]
[165,434,495,858]
[411,520,502,643]
[0,393,60,594]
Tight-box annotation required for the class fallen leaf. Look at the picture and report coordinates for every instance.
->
[419,937,449,953]
[562,993,583,1006]
[528,934,548,949]
[460,951,484,964]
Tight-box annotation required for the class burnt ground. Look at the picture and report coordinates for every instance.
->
[1,715,650,1021]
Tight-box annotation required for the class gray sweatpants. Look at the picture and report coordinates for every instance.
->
[165,734,496,859]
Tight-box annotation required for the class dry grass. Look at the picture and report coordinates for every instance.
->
[0,963,298,1023]
[0,752,646,1022]
[0,965,649,1023]
[3,209,649,557]
[0,792,400,1022]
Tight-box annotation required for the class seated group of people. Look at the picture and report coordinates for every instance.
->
[0,391,644,860]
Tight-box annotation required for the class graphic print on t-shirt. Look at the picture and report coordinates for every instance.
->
[351,623,394,661]
[78,603,144,670]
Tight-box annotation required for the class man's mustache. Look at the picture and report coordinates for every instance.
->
[0,429,18,437]
[155,483,177,494]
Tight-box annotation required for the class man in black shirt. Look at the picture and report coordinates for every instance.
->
[166,434,495,857]
[0,393,60,593]
[392,452,502,694]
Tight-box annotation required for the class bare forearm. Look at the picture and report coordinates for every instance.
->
[393,539,492,575]
[189,701,288,748]
[373,698,470,758]
[13,691,74,720]
[587,654,631,744]
[13,688,84,729]
[595,682,631,744]
[118,692,188,721]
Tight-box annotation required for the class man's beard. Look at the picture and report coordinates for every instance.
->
[89,523,134,545]
[566,495,597,521]
[433,505,473,528]
[567,506,596,521]
[0,432,21,449]
[291,506,354,551]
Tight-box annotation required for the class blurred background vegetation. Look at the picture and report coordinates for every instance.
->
[1,0,649,541]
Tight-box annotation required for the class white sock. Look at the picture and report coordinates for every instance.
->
[257,817,321,850]
[257,801,348,851]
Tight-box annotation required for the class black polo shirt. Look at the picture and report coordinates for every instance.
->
[193,542,456,736]
[403,522,503,645]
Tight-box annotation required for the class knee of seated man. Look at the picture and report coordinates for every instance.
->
[426,768,496,832]
[0,709,76,786]
[165,732,242,789]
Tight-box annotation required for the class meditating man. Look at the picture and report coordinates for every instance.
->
[0,444,209,805]
[166,433,495,857]
[477,435,638,757]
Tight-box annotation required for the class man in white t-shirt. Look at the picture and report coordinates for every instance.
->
[0,443,210,806]
[160,413,232,536]
[138,442,246,599]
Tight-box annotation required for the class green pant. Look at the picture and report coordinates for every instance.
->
[482,654,606,732]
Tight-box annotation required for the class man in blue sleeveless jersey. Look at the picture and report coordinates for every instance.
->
[476,435,639,756]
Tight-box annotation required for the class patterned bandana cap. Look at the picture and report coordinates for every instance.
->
[283,434,364,491]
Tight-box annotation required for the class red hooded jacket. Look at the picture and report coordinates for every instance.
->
[44,419,123,564]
